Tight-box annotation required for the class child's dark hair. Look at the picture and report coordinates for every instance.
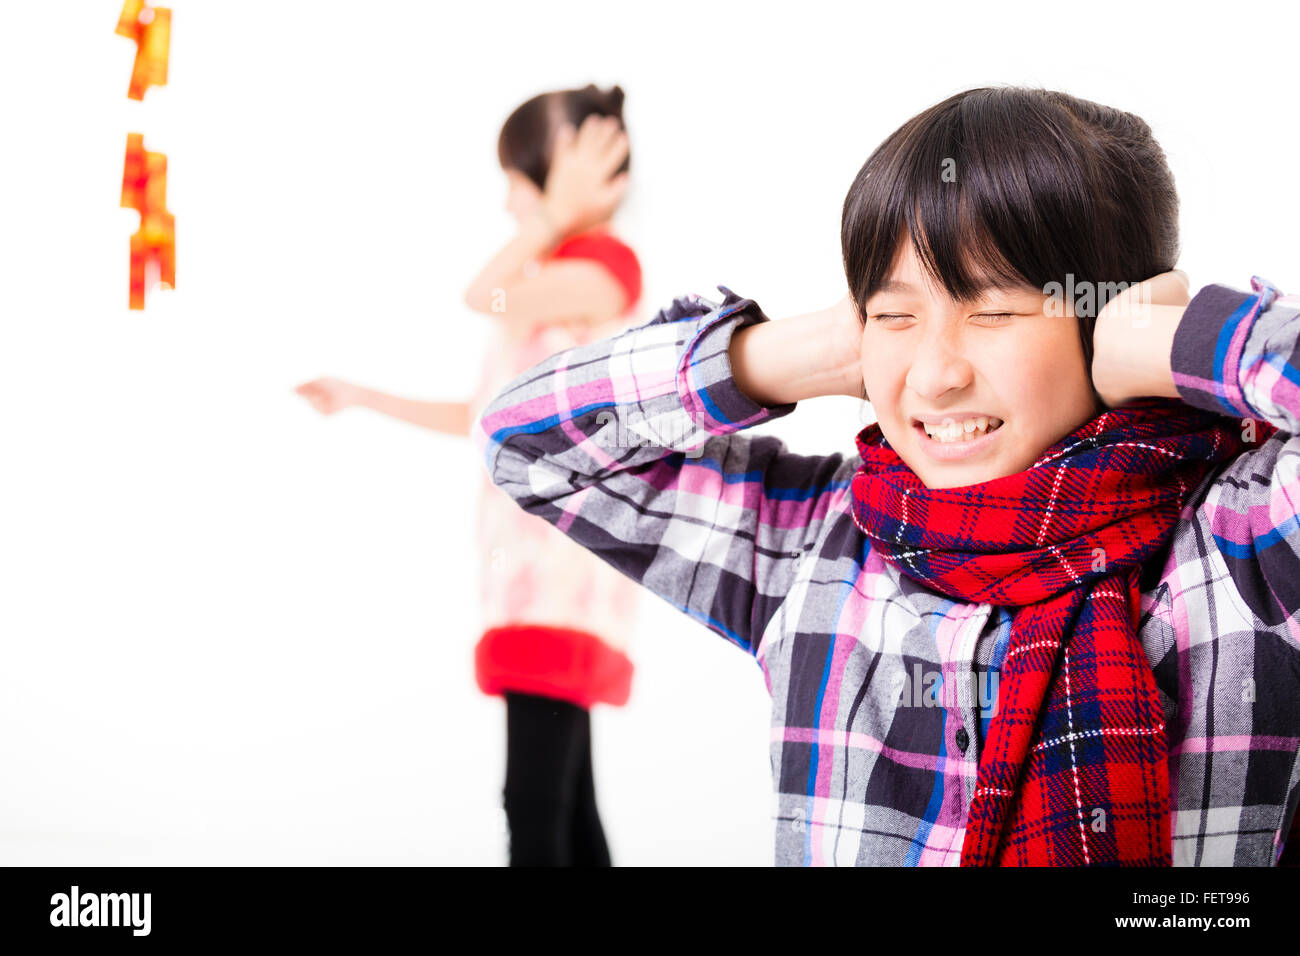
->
[841,86,1179,379]
[497,84,629,191]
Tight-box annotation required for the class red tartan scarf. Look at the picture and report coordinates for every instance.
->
[848,397,1274,866]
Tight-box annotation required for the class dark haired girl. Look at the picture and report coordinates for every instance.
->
[474,86,1300,866]
[297,84,642,866]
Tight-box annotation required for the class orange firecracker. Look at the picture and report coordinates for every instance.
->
[121,133,175,310]
[115,0,170,101]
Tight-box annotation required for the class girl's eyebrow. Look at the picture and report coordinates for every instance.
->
[875,279,1036,297]
[876,279,916,295]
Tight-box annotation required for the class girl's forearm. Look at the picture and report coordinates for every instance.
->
[463,205,563,313]
[350,387,472,436]
[730,305,862,406]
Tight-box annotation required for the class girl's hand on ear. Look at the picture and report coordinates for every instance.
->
[540,115,630,236]
[828,291,868,400]
[1091,269,1190,407]
[731,290,867,407]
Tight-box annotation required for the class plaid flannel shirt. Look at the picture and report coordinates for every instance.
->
[472,276,1300,866]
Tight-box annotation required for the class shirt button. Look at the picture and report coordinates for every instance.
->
[955,727,970,753]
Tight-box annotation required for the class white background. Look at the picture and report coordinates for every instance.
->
[0,0,1296,865]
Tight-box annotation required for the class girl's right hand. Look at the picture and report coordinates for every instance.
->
[540,115,630,236]
[730,291,868,407]
[295,377,359,415]
[827,291,868,400]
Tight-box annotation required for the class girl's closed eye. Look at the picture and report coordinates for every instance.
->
[869,312,1018,325]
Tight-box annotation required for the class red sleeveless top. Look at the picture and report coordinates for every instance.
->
[549,228,642,316]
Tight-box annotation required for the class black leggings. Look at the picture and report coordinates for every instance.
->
[502,691,611,866]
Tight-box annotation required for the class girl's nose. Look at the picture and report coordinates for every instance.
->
[904,338,974,400]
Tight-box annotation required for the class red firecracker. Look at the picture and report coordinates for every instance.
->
[115,0,170,101]
[121,133,175,310]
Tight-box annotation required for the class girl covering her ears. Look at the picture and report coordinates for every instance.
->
[473,86,1300,866]
[296,84,643,867]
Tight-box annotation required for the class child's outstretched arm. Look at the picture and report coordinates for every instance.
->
[295,377,471,437]
[471,286,865,657]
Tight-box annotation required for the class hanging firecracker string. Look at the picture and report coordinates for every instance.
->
[116,1,173,311]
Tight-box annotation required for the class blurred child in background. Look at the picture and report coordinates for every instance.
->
[296,84,643,866]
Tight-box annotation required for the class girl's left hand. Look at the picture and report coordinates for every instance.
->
[1091,269,1190,407]
[295,376,360,415]
[540,115,630,235]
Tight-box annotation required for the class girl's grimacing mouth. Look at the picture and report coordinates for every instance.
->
[909,417,1006,461]
[908,415,1006,438]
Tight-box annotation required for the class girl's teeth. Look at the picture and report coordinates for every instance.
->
[923,417,1002,443]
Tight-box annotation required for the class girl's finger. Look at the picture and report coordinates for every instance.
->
[602,172,630,206]
[579,115,617,155]
[586,129,625,176]
[593,115,619,145]
[602,121,626,160]
[576,114,605,147]
[602,130,630,169]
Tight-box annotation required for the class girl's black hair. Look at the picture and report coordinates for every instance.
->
[497,84,629,191]
[841,86,1179,379]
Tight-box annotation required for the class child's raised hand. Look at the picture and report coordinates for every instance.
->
[295,377,359,416]
[731,290,868,407]
[829,291,868,400]
[1091,270,1190,407]
[540,115,630,236]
